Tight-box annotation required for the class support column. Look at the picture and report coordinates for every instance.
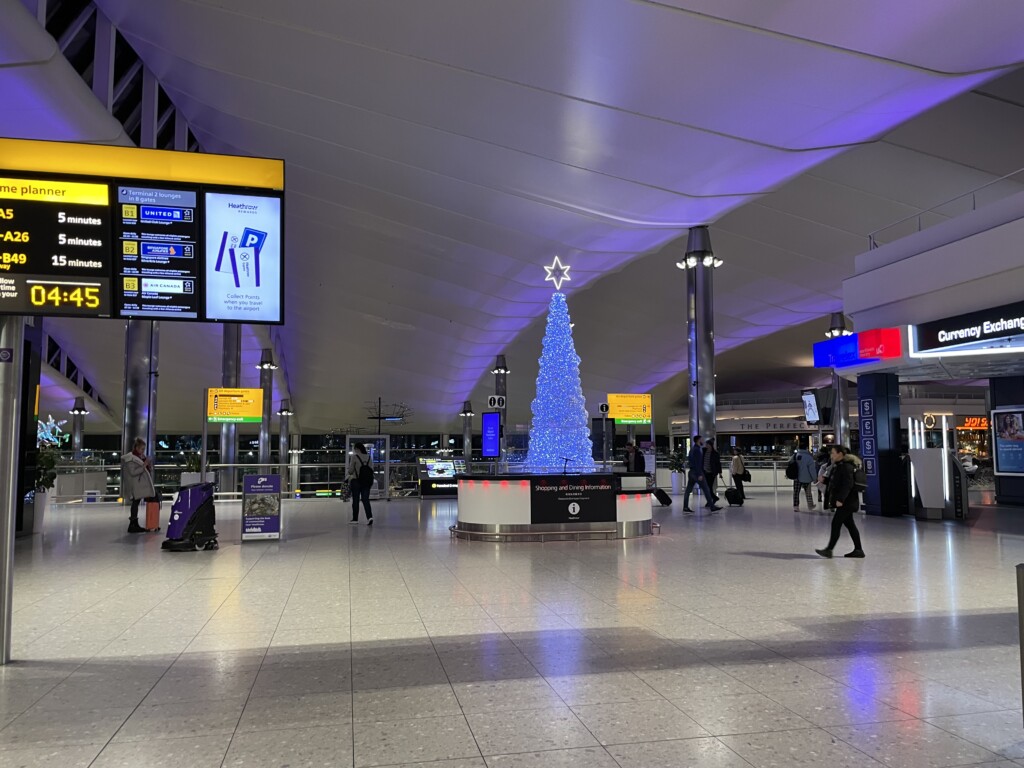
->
[220,324,240,494]
[0,317,25,664]
[857,373,905,517]
[289,442,301,499]
[258,349,275,469]
[685,227,716,441]
[278,400,292,490]
[493,355,509,472]
[70,397,88,460]
[460,401,473,469]
[122,320,159,456]
[833,369,850,448]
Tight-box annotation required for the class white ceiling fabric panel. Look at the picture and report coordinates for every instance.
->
[9,0,1024,431]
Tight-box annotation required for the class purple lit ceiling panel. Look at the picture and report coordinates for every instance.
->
[18,0,1022,429]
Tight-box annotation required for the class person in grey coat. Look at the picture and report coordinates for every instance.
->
[121,437,156,533]
[791,441,817,512]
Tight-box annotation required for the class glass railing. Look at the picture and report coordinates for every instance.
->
[50,455,832,504]
[868,167,1024,249]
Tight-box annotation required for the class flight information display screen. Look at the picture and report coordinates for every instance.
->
[0,176,112,318]
[0,139,284,324]
[116,184,201,319]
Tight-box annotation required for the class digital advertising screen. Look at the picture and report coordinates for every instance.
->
[0,176,112,318]
[204,192,282,323]
[992,409,1024,476]
[801,391,820,424]
[420,459,456,478]
[481,411,501,458]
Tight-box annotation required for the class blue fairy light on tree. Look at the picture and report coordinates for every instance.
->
[526,259,595,471]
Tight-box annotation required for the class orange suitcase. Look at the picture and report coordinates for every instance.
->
[146,500,161,531]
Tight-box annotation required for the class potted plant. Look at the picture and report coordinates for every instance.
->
[180,452,216,486]
[668,446,687,495]
[30,443,60,532]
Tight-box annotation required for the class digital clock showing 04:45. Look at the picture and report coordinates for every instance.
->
[28,281,102,309]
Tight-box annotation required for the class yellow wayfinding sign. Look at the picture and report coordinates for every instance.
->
[207,388,263,423]
[608,393,652,424]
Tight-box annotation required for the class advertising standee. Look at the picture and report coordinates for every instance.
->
[242,474,281,541]
[992,410,1024,476]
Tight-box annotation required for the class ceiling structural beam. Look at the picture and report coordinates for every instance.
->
[112,59,142,106]
[56,3,95,54]
[40,358,118,428]
[91,9,115,112]
[156,103,174,141]
[140,67,158,149]
[174,109,189,151]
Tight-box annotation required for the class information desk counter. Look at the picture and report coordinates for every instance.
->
[453,472,652,540]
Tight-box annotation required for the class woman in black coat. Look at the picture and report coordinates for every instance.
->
[815,445,865,558]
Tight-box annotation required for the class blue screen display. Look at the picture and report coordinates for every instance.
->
[993,410,1024,475]
[481,411,500,458]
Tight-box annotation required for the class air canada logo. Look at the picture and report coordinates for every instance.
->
[214,226,267,288]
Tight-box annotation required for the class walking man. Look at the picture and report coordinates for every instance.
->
[791,440,817,512]
[683,435,721,513]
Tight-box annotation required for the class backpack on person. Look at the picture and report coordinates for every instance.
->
[785,459,800,480]
[357,457,374,486]
[853,465,868,493]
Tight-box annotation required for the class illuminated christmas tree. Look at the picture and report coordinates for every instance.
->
[526,291,595,471]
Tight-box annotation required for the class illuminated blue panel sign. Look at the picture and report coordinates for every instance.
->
[813,329,901,369]
[814,335,863,368]
[481,411,500,458]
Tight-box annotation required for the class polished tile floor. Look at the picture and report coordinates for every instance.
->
[2,490,1023,767]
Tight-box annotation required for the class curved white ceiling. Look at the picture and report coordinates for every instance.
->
[7,0,1024,432]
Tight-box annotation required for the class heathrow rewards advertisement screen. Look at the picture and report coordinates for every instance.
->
[205,193,282,324]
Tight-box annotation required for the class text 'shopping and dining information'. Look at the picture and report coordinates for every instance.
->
[117,185,200,319]
[0,177,111,317]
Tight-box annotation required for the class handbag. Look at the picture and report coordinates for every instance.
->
[741,470,751,482]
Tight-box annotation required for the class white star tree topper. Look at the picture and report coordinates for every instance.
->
[543,255,571,291]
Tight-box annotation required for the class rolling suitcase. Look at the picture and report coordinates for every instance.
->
[725,487,743,506]
[652,488,672,506]
[145,499,162,531]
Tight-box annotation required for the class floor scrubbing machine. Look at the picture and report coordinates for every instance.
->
[162,482,219,551]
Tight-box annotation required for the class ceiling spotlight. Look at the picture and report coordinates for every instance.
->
[702,254,715,267]
[825,312,852,338]
[712,257,724,268]
[491,354,509,375]
[256,348,279,370]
